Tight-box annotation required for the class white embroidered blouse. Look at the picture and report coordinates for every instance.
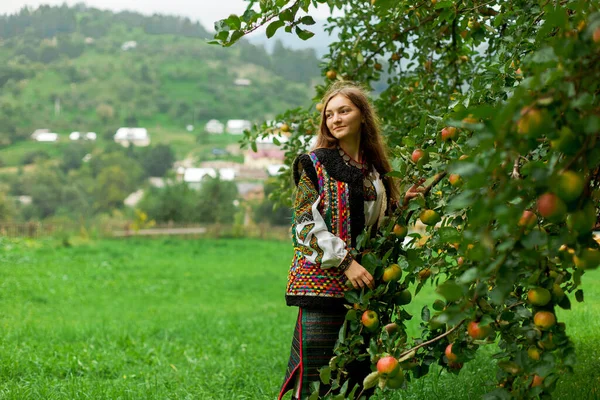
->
[294,164,387,270]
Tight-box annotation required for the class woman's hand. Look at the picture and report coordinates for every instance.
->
[344,260,375,290]
[403,178,426,205]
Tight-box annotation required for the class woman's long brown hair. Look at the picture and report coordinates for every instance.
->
[315,81,400,204]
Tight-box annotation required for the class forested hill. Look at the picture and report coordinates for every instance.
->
[0,5,320,147]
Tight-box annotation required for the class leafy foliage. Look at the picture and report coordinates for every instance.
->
[215,0,600,398]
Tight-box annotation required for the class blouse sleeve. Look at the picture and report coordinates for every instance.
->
[293,170,354,271]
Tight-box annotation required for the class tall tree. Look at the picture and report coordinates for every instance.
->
[214,1,600,398]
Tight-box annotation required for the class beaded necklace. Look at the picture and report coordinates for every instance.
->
[337,146,377,201]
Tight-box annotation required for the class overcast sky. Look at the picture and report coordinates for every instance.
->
[0,0,334,32]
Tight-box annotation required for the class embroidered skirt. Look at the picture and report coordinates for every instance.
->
[278,307,373,400]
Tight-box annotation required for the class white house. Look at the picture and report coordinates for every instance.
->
[85,132,97,141]
[31,128,49,139]
[226,119,252,135]
[114,127,150,147]
[234,78,252,86]
[69,131,81,140]
[121,41,138,51]
[256,133,289,148]
[205,119,225,134]
[183,167,236,190]
[34,133,59,142]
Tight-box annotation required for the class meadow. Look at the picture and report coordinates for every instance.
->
[0,237,598,399]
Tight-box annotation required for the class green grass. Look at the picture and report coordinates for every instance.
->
[0,238,598,399]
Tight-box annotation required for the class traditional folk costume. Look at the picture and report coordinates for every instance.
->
[279,147,392,400]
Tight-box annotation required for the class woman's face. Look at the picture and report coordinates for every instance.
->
[325,94,363,145]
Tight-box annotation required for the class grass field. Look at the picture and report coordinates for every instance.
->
[0,237,598,399]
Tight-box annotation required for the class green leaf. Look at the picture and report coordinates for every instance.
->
[438,227,461,243]
[449,162,484,177]
[434,1,453,9]
[529,46,558,64]
[575,289,584,302]
[319,366,331,384]
[436,280,463,302]
[361,252,379,273]
[266,20,285,38]
[280,8,295,22]
[457,267,479,284]
[345,290,360,304]
[295,27,315,41]
[228,30,243,45]
[225,14,241,30]
[299,15,316,25]
[558,294,571,310]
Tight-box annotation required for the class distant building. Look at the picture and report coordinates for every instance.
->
[205,119,225,134]
[114,127,150,147]
[226,120,252,135]
[121,41,138,51]
[244,133,288,168]
[31,129,50,139]
[85,132,97,141]
[244,149,285,168]
[234,78,252,86]
[34,133,59,142]
[182,167,236,190]
[124,190,144,207]
[69,131,96,141]
[69,131,81,140]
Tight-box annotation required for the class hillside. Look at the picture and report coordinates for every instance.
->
[0,5,321,165]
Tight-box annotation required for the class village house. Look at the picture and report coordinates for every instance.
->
[121,41,137,51]
[234,78,252,86]
[179,167,236,190]
[226,120,252,135]
[205,119,224,134]
[32,132,59,142]
[114,127,150,147]
[243,134,287,169]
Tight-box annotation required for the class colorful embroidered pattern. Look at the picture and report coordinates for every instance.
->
[297,223,314,242]
[287,152,354,300]
[363,177,377,201]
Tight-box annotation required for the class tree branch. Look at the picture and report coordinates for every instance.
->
[397,319,466,358]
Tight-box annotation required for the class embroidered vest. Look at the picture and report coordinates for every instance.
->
[285,148,373,309]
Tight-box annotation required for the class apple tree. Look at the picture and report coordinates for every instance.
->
[214,1,600,398]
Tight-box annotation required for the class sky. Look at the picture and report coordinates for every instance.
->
[0,0,335,33]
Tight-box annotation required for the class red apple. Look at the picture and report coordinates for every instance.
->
[441,126,457,141]
[593,27,600,43]
[445,343,458,363]
[536,193,567,222]
[361,310,379,331]
[518,210,537,229]
[411,148,429,164]
[377,355,400,377]
[392,224,408,238]
[467,321,493,340]
[531,374,544,388]
[448,174,463,187]
[533,311,556,330]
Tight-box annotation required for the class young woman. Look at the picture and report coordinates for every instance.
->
[278,82,413,399]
